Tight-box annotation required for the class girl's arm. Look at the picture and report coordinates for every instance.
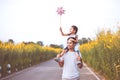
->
[75,35,79,43]
[69,35,79,43]
[60,27,69,36]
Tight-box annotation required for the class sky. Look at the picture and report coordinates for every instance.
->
[0,0,120,46]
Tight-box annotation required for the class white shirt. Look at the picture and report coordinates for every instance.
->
[61,51,80,79]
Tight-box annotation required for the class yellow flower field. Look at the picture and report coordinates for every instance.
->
[80,28,120,80]
[0,42,61,78]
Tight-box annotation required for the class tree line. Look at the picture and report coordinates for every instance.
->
[7,37,91,49]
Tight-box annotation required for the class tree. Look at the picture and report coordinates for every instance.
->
[37,41,44,46]
[78,37,91,45]
[8,39,14,44]
[49,44,63,49]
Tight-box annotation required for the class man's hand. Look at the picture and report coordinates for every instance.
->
[77,62,83,69]
[58,60,64,67]
[77,59,83,69]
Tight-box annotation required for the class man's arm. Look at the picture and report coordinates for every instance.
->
[77,59,83,69]
[58,60,64,67]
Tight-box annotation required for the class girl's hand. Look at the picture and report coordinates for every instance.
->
[60,27,62,31]
[69,38,76,42]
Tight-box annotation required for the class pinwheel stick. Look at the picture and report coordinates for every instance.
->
[60,16,61,26]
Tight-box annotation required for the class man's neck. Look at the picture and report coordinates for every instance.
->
[69,49,74,52]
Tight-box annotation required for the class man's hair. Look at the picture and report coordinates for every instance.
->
[71,25,78,34]
[65,37,76,52]
[67,37,76,43]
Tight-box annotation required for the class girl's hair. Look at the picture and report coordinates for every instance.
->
[71,25,78,34]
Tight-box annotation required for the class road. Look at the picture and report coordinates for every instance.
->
[1,59,104,80]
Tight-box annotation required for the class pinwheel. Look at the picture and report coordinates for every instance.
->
[56,7,65,26]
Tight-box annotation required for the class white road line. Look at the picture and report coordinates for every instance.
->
[84,63,101,80]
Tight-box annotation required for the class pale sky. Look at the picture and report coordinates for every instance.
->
[0,0,120,45]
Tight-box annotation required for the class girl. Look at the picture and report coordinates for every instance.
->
[55,25,82,66]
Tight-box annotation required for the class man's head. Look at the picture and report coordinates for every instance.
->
[67,37,76,50]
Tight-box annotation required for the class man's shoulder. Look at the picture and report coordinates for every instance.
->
[66,51,75,53]
[65,51,76,55]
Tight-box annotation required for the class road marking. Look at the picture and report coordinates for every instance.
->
[84,63,101,80]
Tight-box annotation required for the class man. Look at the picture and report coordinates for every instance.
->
[57,37,83,80]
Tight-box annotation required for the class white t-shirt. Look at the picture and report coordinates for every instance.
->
[61,51,80,79]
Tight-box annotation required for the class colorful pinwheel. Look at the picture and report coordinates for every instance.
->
[56,7,65,16]
[56,7,65,26]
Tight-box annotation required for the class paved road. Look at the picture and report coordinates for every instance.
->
[1,59,104,80]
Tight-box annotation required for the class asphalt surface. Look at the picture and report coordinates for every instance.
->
[1,59,104,80]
